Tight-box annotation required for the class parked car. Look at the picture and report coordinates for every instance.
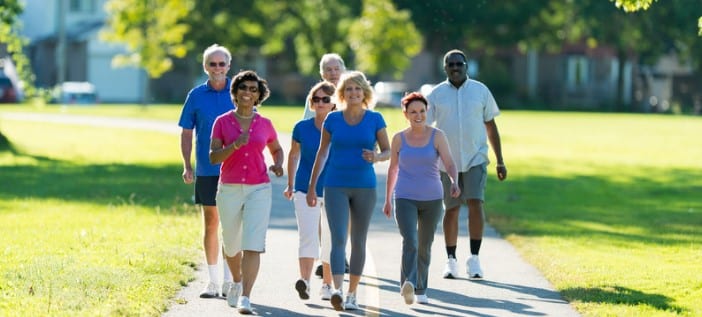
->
[374,81,407,107]
[52,81,98,105]
[0,77,19,103]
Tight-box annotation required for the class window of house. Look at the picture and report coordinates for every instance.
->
[567,56,589,91]
[69,0,96,13]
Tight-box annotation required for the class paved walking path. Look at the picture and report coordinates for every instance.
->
[2,112,580,317]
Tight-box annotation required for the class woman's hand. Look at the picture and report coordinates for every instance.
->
[450,182,461,198]
[283,186,293,200]
[382,201,393,219]
[269,164,284,177]
[306,191,317,207]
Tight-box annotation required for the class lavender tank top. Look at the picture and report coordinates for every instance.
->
[394,129,443,201]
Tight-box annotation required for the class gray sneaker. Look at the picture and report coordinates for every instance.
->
[226,282,242,307]
[237,296,253,314]
[221,281,234,297]
[344,293,358,310]
[199,282,218,298]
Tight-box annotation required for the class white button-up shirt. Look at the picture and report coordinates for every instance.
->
[426,78,500,172]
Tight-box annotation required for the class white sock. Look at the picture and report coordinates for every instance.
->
[222,262,233,282]
[208,265,219,285]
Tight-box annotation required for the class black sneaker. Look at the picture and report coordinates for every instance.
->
[315,264,323,278]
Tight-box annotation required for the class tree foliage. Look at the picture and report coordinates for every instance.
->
[100,0,193,78]
[348,0,422,78]
[0,0,40,99]
[612,0,657,12]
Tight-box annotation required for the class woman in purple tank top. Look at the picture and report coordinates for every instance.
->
[383,92,460,305]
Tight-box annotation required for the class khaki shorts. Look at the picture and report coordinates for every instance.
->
[216,183,272,256]
[440,164,487,210]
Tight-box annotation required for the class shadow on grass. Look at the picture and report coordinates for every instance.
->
[561,285,685,314]
[0,156,192,213]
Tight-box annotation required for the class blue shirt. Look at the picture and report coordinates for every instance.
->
[323,110,386,188]
[292,118,326,197]
[178,79,234,176]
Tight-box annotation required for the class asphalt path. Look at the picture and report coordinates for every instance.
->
[1,112,580,317]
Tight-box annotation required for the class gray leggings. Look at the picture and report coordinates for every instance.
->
[323,186,377,275]
[395,198,444,295]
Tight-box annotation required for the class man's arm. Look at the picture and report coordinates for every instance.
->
[485,119,507,181]
[180,128,194,184]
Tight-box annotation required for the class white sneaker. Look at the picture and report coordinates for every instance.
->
[401,281,415,304]
[344,293,358,310]
[226,282,242,307]
[295,279,310,300]
[443,258,459,279]
[221,281,234,297]
[467,255,484,279]
[330,289,344,311]
[415,294,430,304]
[199,281,219,298]
[237,296,253,314]
[319,283,333,300]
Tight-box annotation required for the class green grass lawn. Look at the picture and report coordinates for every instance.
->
[1,105,701,316]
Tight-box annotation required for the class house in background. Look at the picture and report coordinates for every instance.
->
[20,0,144,103]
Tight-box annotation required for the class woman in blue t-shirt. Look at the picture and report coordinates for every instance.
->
[306,71,390,311]
[383,92,460,305]
[284,81,336,301]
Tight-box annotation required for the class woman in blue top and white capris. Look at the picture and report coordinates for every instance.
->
[306,71,390,311]
[383,92,460,305]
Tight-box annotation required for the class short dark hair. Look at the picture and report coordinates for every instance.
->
[230,70,270,105]
[400,91,428,111]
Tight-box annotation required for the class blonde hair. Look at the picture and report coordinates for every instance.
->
[335,71,375,110]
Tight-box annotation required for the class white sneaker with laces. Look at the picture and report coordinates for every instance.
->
[467,255,484,279]
[199,281,219,298]
[401,281,415,304]
[221,281,233,297]
[319,283,333,300]
[443,257,459,279]
[237,296,253,314]
[344,293,358,310]
[330,289,344,311]
[226,282,242,307]
[415,294,429,304]
[295,279,310,300]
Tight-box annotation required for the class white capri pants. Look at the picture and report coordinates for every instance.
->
[216,183,272,257]
[293,191,332,262]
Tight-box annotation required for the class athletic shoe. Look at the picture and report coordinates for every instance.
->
[344,293,358,310]
[443,258,459,279]
[330,289,344,311]
[319,283,333,300]
[467,255,484,279]
[415,294,430,304]
[199,282,219,298]
[315,264,323,278]
[295,279,310,300]
[237,296,253,314]
[401,281,415,304]
[221,281,234,297]
[226,282,242,307]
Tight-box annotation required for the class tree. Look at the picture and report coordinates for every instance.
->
[100,0,193,103]
[348,0,422,78]
[0,0,26,149]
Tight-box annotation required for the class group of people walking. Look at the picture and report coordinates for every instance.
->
[178,44,507,314]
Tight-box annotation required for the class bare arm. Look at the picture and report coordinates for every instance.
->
[435,129,461,198]
[284,140,301,200]
[306,128,331,207]
[267,139,285,177]
[485,119,507,181]
[382,133,402,218]
[362,127,392,163]
[180,129,194,184]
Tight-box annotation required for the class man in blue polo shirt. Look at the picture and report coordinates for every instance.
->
[178,44,236,298]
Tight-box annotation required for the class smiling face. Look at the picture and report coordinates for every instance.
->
[443,53,468,86]
[234,80,260,108]
[205,51,230,82]
[310,89,334,117]
[342,81,365,108]
[404,100,427,127]
[321,59,343,85]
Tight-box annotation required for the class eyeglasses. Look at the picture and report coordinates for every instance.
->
[311,96,331,103]
[208,61,227,67]
[237,83,259,93]
[446,61,466,68]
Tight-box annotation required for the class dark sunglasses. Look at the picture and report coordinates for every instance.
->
[446,61,466,68]
[311,96,331,103]
[237,84,259,93]
[208,61,227,67]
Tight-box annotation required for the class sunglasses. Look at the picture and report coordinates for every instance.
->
[208,61,227,67]
[446,61,466,68]
[311,96,331,103]
[237,84,259,93]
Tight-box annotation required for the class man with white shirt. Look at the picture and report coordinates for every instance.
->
[426,49,508,279]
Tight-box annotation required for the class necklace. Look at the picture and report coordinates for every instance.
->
[233,111,254,119]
